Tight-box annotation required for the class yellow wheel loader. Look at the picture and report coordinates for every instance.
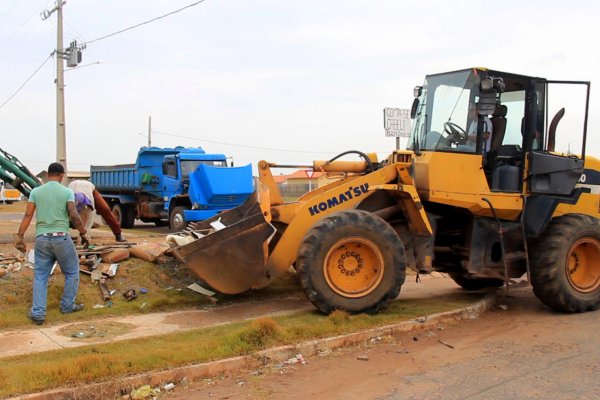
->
[173,68,600,314]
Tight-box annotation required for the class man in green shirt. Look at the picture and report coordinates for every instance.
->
[14,163,90,325]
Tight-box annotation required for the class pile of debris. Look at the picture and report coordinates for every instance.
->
[78,241,172,304]
[0,253,26,278]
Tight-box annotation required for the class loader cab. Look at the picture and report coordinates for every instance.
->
[408,68,588,199]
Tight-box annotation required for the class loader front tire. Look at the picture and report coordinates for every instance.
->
[530,214,600,313]
[297,210,406,314]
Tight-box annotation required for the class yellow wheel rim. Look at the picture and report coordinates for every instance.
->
[566,238,600,293]
[323,237,385,298]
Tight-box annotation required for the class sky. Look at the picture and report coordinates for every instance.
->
[1,0,599,175]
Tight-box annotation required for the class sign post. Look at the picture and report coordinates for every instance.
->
[384,108,411,150]
[305,170,314,191]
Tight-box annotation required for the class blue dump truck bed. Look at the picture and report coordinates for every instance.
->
[90,164,139,191]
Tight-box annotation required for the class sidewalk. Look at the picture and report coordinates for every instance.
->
[4,275,499,400]
[0,275,465,359]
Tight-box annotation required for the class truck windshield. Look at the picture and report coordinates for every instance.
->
[408,69,480,153]
[181,160,227,179]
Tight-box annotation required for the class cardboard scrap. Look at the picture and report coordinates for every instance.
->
[100,248,129,263]
[129,242,170,262]
[165,234,195,247]
[99,263,119,278]
[108,263,118,277]
[187,283,216,297]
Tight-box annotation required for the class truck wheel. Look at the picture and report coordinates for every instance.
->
[449,272,504,291]
[122,205,136,229]
[111,204,124,227]
[169,206,188,231]
[530,214,600,313]
[111,203,135,229]
[296,210,406,314]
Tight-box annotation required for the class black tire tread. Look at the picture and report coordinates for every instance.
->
[121,205,136,229]
[529,214,600,313]
[169,206,188,231]
[296,210,406,314]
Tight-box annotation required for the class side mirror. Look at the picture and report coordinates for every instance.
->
[410,98,419,119]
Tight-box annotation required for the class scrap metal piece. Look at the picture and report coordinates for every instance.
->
[123,289,138,301]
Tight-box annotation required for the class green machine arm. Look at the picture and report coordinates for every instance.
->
[0,147,42,197]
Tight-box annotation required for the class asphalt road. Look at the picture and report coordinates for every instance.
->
[166,287,600,400]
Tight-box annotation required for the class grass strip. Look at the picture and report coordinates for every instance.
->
[0,293,473,398]
[0,260,302,329]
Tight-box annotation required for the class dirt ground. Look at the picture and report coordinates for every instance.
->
[165,288,600,400]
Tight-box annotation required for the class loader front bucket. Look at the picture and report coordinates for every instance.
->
[172,193,275,294]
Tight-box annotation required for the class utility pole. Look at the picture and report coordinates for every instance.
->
[42,1,67,183]
[147,116,152,147]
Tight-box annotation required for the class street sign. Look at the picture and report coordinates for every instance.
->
[384,108,411,138]
[304,170,315,179]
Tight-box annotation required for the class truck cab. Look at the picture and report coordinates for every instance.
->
[161,151,228,203]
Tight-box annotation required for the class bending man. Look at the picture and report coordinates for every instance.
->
[69,179,125,242]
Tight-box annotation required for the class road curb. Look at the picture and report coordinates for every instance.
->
[11,292,498,400]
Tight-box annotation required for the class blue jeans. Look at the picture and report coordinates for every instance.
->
[31,235,80,319]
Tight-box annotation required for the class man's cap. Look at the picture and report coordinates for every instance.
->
[48,162,65,174]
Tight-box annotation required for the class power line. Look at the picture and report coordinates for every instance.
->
[152,130,396,156]
[0,52,53,111]
[0,0,19,24]
[0,0,48,57]
[151,130,335,155]
[85,0,207,45]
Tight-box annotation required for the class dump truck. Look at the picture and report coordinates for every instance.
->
[173,68,600,314]
[91,146,254,230]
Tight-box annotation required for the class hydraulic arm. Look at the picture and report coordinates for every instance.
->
[0,147,41,197]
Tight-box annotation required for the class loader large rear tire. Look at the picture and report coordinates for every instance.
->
[296,210,406,314]
[530,214,600,313]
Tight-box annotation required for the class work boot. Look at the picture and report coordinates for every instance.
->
[27,311,44,326]
[60,304,85,314]
[115,233,126,242]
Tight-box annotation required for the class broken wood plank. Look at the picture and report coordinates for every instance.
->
[99,278,110,301]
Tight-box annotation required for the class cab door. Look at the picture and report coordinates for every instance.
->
[527,80,589,195]
[162,155,181,199]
